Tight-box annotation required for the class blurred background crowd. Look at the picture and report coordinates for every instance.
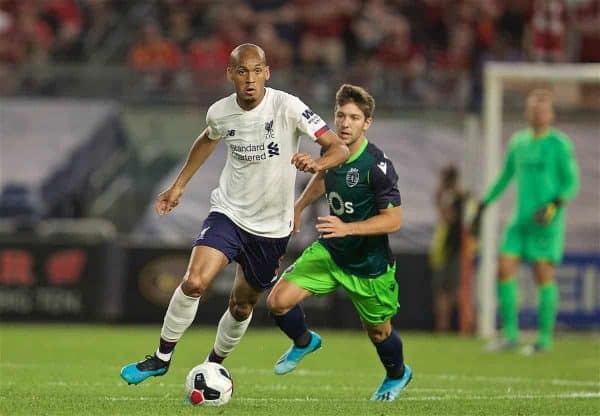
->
[1,0,599,108]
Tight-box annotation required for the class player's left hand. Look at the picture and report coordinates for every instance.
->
[292,152,320,173]
[316,215,350,238]
[534,201,559,225]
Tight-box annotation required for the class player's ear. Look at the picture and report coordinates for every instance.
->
[363,117,373,131]
[264,65,271,81]
[226,66,233,81]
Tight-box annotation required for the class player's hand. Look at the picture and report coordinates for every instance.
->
[534,200,560,225]
[291,152,320,173]
[155,186,184,216]
[316,215,350,238]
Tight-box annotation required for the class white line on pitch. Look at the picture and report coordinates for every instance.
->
[2,362,598,388]
[101,392,600,402]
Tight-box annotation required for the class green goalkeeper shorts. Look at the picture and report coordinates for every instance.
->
[500,222,565,263]
[281,241,399,325]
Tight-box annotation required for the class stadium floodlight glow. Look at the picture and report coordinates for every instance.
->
[478,62,600,338]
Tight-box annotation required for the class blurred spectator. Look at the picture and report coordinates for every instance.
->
[526,0,568,62]
[251,22,293,70]
[375,14,429,102]
[246,0,298,44]
[431,23,473,106]
[570,0,600,106]
[350,0,392,58]
[429,165,465,333]
[496,0,527,56]
[422,0,451,52]
[295,0,358,72]
[13,2,56,64]
[42,0,83,61]
[166,7,194,50]
[210,1,254,49]
[80,0,117,59]
[128,23,182,92]
[570,0,600,62]
[187,34,231,88]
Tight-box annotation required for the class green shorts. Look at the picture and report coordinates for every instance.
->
[500,222,565,263]
[281,241,399,325]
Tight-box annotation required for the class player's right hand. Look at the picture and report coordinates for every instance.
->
[534,201,559,225]
[291,152,319,173]
[155,186,184,216]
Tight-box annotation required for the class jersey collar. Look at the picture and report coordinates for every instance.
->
[235,87,270,113]
[345,138,368,164]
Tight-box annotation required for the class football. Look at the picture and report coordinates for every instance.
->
[184,362,233,406]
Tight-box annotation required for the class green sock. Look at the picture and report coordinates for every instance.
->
[537,282,559,348]
[498,279,519,341]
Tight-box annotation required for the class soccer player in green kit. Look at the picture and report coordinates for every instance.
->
[476,89,580,354]
[266,84,411,401]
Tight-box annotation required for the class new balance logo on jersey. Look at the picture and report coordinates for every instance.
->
[268,142,280,157]
[377,161,387,174]
[227,129,236,137]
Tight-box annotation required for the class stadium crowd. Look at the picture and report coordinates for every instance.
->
[1,0,599,107]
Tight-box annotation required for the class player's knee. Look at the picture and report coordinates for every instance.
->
[366,326,391,343]
[266,292,290,316]
[182,271,211,297]
[229,301,253,321]
[498,258,517,281]
[533,262,555,285]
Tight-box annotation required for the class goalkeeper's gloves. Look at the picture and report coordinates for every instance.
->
[470,201,486,237]
[534,198,562,225]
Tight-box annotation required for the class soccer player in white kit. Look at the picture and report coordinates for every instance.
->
[120,44,349,385]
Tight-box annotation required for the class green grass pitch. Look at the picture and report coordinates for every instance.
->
[1,324,598,415]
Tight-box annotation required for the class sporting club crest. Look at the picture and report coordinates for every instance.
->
[346,168,359,187]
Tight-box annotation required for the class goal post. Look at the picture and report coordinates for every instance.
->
[478,62,600,338]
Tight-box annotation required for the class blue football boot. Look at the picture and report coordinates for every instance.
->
[370,364,413,401]
[274,331,322,375]
[120,354,170,385]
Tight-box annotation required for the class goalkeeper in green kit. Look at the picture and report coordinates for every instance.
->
[474,89,580,354]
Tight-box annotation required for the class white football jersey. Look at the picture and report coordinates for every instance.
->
[205,87,330,237]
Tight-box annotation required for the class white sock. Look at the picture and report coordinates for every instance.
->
[212,308,253,359]
[158,285,200,361]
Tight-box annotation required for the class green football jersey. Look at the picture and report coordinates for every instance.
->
[483,127,580,227]
[320,139,402,277]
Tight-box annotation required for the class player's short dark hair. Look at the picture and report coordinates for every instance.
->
[335,84,375,119]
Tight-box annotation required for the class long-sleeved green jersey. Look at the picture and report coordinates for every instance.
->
[483,127,580,227]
